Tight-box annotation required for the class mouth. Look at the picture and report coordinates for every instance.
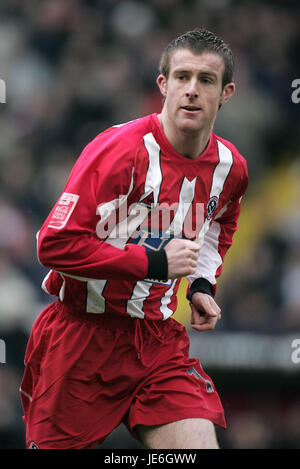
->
[181,105,202,113]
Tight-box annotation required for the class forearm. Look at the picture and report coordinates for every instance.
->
[37,229,149,281]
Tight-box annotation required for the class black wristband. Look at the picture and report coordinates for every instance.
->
[187,277,214,302]
[146,249,168,282]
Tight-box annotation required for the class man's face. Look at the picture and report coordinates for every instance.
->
[157,48,235,135]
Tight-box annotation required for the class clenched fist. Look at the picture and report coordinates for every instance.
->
[190,292,221,332]
[164,238,200,279]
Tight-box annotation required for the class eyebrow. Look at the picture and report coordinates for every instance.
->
[173,69,218,79]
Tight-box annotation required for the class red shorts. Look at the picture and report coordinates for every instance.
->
[20,300,225,449]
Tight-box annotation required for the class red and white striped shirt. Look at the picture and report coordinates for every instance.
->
[38,113,248,321]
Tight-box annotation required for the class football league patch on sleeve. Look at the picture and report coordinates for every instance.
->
[48,192,79,229]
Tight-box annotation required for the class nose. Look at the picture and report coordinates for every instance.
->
[185,79,199,99]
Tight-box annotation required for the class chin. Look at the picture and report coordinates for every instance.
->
[179,121,203,134]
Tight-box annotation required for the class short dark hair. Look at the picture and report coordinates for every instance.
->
[159,28,234,88]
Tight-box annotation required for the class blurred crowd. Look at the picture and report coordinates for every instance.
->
[0,0,299,449]
[218,160,300,335]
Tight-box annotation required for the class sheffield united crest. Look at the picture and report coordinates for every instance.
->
[207,196,218,219]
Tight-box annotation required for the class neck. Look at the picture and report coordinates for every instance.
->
[157,112,213,159]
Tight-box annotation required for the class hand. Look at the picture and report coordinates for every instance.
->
[189,292,221,332]
[164,238,200,279]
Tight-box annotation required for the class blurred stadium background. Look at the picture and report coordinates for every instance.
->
[0,0,299,449]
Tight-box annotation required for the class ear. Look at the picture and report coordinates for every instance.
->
[219,82,235,106]
[157,74,168,98]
